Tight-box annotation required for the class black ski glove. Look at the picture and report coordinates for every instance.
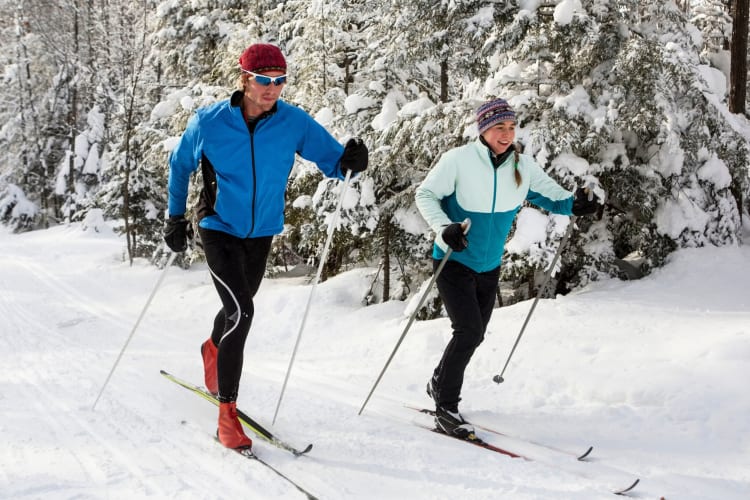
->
[164,215,192,252]
[571,187,600,216]
[340,138,369,175]
[442,223,468,252]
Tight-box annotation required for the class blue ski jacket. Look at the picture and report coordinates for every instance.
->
[415,140,574,273]
[168,91,345,238]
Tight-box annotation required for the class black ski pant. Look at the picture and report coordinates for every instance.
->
[431,259,500,409]
[199,227,272,403]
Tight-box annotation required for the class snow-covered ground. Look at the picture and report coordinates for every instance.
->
[1,222,748,499]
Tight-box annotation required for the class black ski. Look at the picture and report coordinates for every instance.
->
[160,369,312,456]
[223,441,318,500]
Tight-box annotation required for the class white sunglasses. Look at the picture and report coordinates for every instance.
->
[242,70,288,86]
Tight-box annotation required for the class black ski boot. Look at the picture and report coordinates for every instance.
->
[435,405,474,438]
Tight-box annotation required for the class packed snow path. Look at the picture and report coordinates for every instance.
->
[1,224,748,499]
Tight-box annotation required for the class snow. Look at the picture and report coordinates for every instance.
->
[371,92,402,131]
[292,195,313,209]
[654,135,685,178]
[552,86,609,131]
[697,64,728,98]
[655,194,711,240]
[1,223,749,499]
[54,152,71,196]
[75,134,90,163]
[393,204,428,236]
[151,100,178,121]
[505,208,553,255]
[551,152,589,178]
[696,151,732,189]
[398,94,435,118]
[357,177,376,208]
[81,208,108,232]
[466,7,495,32]
[344,94,378,115]
[314,107,335,127]
[180,96,195,112]
[553,0,582,26]
[83,145,100,175]
[151,90,192,121]
[188,16,210,31]
[0,184,37,220]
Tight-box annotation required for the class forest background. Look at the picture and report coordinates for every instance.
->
[1,0,749,310]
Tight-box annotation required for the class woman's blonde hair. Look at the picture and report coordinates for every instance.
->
[513,143,522,187]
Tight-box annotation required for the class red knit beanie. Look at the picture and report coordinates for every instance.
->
[239,44,287,73]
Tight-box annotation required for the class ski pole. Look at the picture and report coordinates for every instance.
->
[272,169,353,425]
[358,218,471,415]
[92,251,177,410]
[492,216,576,384]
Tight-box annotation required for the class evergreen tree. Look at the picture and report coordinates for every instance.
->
[0,3,51,231]
[273,1,381,281]
[120,0,264,265]
[1,0,749,303]
[690,0,733,54]
[477,1,747,292]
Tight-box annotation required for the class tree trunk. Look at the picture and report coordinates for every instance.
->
[320,4,327,92]
[66,4,80,218]
[14,10,48,227]
[382,218,391,302]
[440,59,448,103]
[67,83,78,213]
[729,0,749,115]
[121,3,149,265]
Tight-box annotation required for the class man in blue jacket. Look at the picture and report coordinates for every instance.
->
[164,43,368,450]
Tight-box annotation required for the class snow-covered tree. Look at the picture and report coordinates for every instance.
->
[2,0,749,303]
[475,1,747,292]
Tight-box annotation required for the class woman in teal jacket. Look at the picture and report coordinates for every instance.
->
[164,43,368,450]
[415,98,598,438]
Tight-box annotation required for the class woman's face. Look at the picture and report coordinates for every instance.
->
[481,121,516,155]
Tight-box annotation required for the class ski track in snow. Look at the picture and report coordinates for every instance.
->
[1,223,749,499]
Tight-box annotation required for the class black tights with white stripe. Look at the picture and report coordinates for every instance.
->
[199,227,272,403]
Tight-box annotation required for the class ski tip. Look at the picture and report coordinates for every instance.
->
[293,443,314,456]
[614,478,640,496]
[577,446,594,461]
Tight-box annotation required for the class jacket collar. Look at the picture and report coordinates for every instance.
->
[231,90,278,122]
[478,136,515,168]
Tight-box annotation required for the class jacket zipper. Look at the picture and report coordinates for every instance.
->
[246,120,261,237]
[482,160,499,272]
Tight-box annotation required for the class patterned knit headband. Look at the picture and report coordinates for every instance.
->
[476,98,516,134]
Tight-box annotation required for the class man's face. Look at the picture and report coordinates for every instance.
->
[481,121,516,155]
[242,70,286,116]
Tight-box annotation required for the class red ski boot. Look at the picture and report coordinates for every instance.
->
[217,402,253,449]
[201,338,218,396]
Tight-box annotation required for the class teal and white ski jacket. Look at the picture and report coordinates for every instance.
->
[415,140,574,273]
